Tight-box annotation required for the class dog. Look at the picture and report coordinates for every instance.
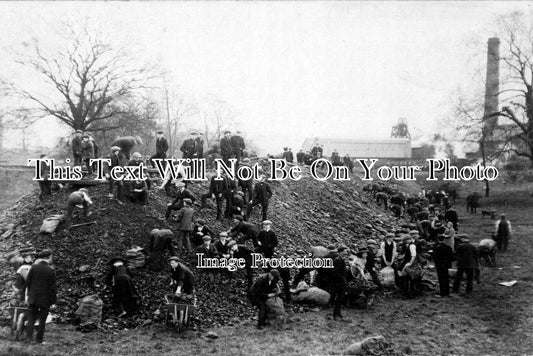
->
[481,210,496,219]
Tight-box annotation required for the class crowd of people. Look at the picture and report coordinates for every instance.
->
[13,130,513,342]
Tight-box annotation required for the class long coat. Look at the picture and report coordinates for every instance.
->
[26,261,57,308]
[176,206,194,231]
[257,230,278,258]
[456,242,479,269]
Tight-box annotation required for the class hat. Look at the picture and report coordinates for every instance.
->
[36,249,52,259]
[224,130,231,134]
[82,134,89,138]
[367,239,378,246]
[109,256,126,265]
[385,233,394,238]
[111,146,121,152]
[233,215,243,221]
[176,182,186,188]
[132,152,142,159]
[156,130,164,134]
[79,188,88,194]
[219,231,228,237]
[202,235,212,242]
[197,219,206,225]
[227,240,237,248]
[403,235,413,242]
[75,130,82,134]
[242,158,251,163]
[236,191,244,196]
[500,213,506,218]
[262,220,272,225]
[19,247,36,257]
[327,244,337,251]
[269,269,280,279]
[356,247,368,255]
[183,198,192,205]
[168,256,180,263]
[409,230,419,236]
[337,245,348,253]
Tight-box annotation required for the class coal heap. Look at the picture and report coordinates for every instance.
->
[0,167,400,330]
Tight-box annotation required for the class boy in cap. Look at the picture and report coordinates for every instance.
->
[248,269,280,329]
[256,220,278,258]
[107,145,125,199]
[228,240,254,288]
[175,198,194,255]
[165,181,196,219]
[452,235,479,295]
[365,239,383,289]
[433,234,455,297]
[26,249,56,343]
[495,213,512,252]
[81,134,95,175]
[65,188,93,228]
[192,219,215,247]
[229,215,259,247]
[150,130,169,168]
[197,235,219,282]
[106,256,138,317]
[169,257,195,295]
[378,233,397,268]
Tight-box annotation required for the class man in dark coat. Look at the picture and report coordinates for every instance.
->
[150,131,169,168]
[444,206,459,232]
[38,154,52,201]
[148,229,177,270]
[220,130,233,165]
[343,154,354,173]
[296,149,305,165]
[175,198,194,255]
[112,136,143,160]
[71,130,83,166]
[311,143,323,160]
[165,182,196,219]
[495,214,512,252]
[106,257,138,317]
[127,152,152,190]
[224,175,238,218]
[245,176,273,222]
[452,235,479,295]
[230,130,245,162]
[329,246,348,320]
[169,257,195,295]
[229,215,259,247]
[201,174,228,220]
[127,179,149,205]
[248,269,280,329]
[256,220,278,258]
[65,188,93,228]
[180,132,198,160]
[433,236,455,297]
[229,240,254,288]
[195,133,205,159]
[197,235,219,282]
[25,249,56,344]
[238,158,254,202]
[365,240,383,289]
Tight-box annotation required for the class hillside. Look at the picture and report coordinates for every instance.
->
[0,166,401,329]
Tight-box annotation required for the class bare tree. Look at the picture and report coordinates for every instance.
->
[200,95,238,147]
[160,81,197,155]
[1,22,157,132]
[488,11,533,166]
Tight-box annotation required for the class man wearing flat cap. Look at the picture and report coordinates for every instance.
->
[197,235,219,282]
[220,130,234,165]
[192,219,215,247]
[248,269,280,329]
[365,239,383,290]
[180,132,198,160]
[26,249,56,344]
[107,145,125,199]
[228,240,254,288]
[195,132,205,159]
[147,229,177,271]
[256,220,278,258]
[169,257,195,296]
[65,188,93,228]
[150,130,169,168]
[378,233,397,269]
[229,215,259,247]
[165,181,196,219]
[245,175,273,222]
[230,130,245,163]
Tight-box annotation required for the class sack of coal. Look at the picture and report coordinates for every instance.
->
[125,246,146,268]
[379,266,395,287]
[75,294,103,325]
[39,215,64,234]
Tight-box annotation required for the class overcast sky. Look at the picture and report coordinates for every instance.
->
[1,1,532,155]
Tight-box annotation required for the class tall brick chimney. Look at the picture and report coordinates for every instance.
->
[483,37,500,137]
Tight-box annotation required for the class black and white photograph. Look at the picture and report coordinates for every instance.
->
[1,1,532,355]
